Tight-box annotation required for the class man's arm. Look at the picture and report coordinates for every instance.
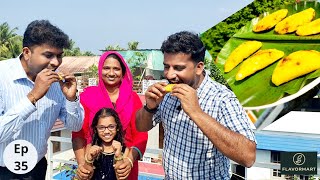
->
[0,95,36,143]
[0,68,59,142]
[171,84,256,167]
[189,111,256,167]
[72,137,86,165]
[60,100,84,132]
[135,107,154,132]
[59,72,84,131]
[72,137,94,179]
[136,82,168,132]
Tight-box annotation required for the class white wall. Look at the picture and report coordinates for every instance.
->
[247,150,274,180]
[144,124,160,159]
[60,129,72,151]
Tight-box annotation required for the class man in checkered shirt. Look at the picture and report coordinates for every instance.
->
[136,31,256,179]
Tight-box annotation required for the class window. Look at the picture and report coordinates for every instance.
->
[50,131,61,153]
[271,151,281,177]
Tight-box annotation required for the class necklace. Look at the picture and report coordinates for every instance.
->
[102,151,115,155]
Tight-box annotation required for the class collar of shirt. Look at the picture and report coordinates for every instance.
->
[196,71,211,100]
[11,55,29,82]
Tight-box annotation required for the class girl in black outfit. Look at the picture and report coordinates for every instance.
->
[84,108,126,180]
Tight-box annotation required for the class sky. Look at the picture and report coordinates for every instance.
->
[0,0,253,55]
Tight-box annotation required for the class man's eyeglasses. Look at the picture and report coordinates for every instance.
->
[96,124,117,132]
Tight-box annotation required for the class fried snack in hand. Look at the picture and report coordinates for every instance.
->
[57,72,65,82]
[164,84,176,92]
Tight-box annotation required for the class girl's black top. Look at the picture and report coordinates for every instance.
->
[92,152,116,180]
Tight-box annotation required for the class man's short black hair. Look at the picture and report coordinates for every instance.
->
[160,31,206,63]
[23,20,70,49]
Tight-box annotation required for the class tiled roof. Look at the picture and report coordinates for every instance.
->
[57,56,99,74]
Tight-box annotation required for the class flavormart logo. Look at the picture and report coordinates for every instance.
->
[281,152,317,175]
[293,153,305,166]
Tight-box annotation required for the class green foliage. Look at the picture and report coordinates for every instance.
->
[127,51,147,80]
[104,44,125,51]
[87,64,98,78]
[83,51,95,56]
[63,39,95,56]
[128,41,139,50]
[54,163,77,179]
[208,0,320,107]
[104,41,140,51]
[209,63,231,89]
[201,0,296,89]
[201,0,295,61]
[0,22,22,60]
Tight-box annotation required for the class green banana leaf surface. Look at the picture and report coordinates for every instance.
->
[215,1,320,108]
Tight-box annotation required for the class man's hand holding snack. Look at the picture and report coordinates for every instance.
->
[27,69,78,104]
[27,68,61,105]
[56,71,78,101]
[170,84,201,117]
[145,82,170,109]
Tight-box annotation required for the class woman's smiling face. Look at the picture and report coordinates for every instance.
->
[101,57,123,87]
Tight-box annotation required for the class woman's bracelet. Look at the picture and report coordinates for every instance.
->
[85,154,94,164]
[131,146,143,160]
[124,157,133,168]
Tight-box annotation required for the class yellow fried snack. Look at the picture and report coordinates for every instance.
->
[58,73,65,81]
[253,9,288,32]
[224,41,262,73]
[164,84,176,92]
[236,49,284,81]
[296,18,320,36]
[275,8,315,35]
[272,50,320,86]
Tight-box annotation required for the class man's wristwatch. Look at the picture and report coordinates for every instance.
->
[144,105,158,113]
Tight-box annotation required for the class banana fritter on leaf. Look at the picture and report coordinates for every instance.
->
[272,50,320,86]
[275,8,315,35]
[224,41,262,73]
[296,18,320,36]
[236,49,284,81]
[253,9,288,32]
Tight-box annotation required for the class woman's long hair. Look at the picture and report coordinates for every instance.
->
[90,108,125,148]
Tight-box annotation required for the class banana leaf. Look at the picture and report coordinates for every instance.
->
[215,1,320,109]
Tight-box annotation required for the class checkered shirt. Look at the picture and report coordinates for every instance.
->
[152,73,256,179]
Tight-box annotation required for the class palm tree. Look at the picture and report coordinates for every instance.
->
[104,44,125,51]
[0,22,22,60]
[63,39,95,56]
[128,41,139,50]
